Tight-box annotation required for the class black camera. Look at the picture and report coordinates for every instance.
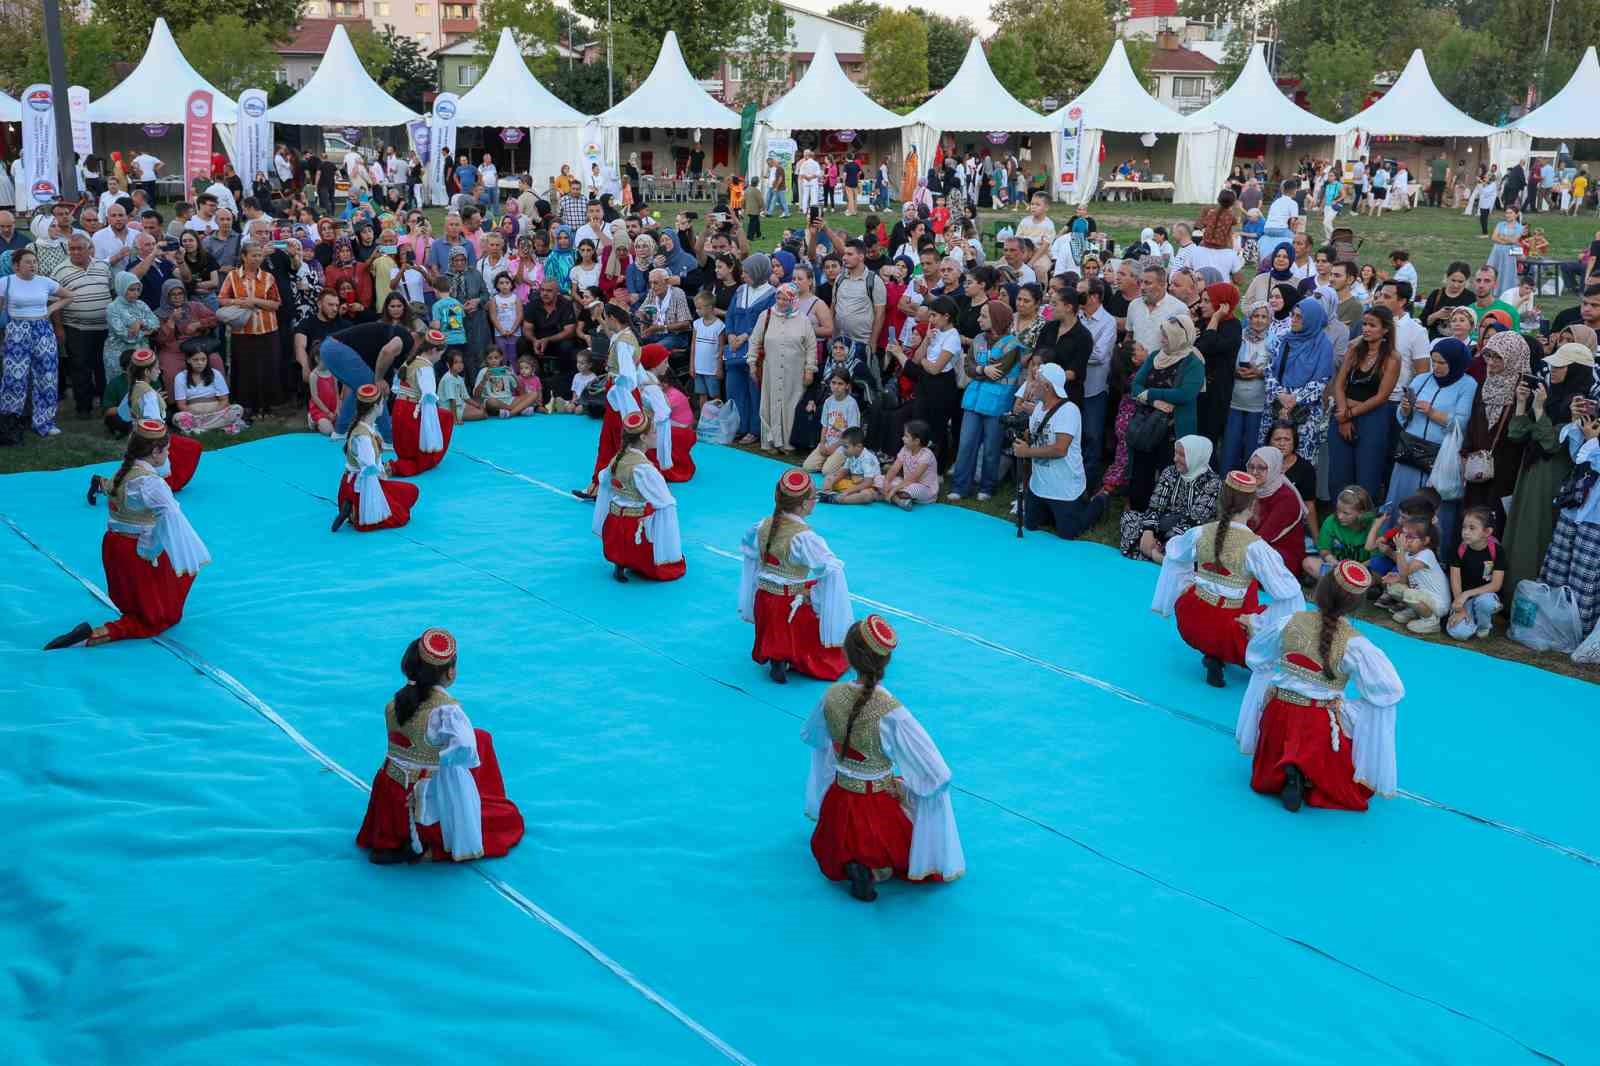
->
[999,411,1030,444]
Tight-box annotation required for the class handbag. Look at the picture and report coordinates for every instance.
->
[1553,468,1599,511]
[1464,409,1510,483]
[215,304,255,329]
[1126,403,1173,454]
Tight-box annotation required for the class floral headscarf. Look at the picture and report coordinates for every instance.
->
[1480,331,1530,425]
[545,225,577,293]
[775,282,799,317]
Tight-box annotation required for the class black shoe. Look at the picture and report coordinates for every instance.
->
[43,621,92,650]
[1282,765,1305,812]
[769,658,789,684]
[572,487,597,502]
[844,861,878,902]
[612,563,629,583]
[1203,655,1225,688]
[86,474,103,506]
[330,498,352,533]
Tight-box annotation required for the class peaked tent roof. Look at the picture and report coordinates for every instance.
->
[1047,40,1203,134]
[1336,49,1494,138]
[907,38,1054,133]
[1190,44,1337,136]
[1511,46,1600,138]
[757,34,903,130]
[0,90,17,123]
[453,29,587,127]
[87,17,239,124]
[267,23,419,126]
[600,31,740,129]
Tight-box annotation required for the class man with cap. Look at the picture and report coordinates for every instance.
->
[1011,362,1104,539]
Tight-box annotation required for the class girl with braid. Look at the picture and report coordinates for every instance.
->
[45,420,211,650]
[1236,561,1404,812]
[592,407,685,583]
[332,384,419,533]
[739,469,853,684]
[802,615,964,901]
[1151,470,1305,689]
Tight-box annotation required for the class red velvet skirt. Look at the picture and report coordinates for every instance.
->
[751,587,846,680]
[338,472,419,532]
[647,425,697,483]
[811,780,913,881]
[1174,583,1264,666]
[165,433,201,493]
[589,388,641,481]
[601,509,686,581]
[389,398,455,477]
[1251,697,1372,811]
[94,530,196,643]
[356,728,525,859]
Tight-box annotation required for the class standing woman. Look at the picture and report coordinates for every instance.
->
[1127,316,1205,512]
[1539,391,1600,637]
[332,384,420,533]
[740,469,853,684]
[751,282,818,453]
[1487,205,1525,294]
[355,628,525,864]
[1385,338,1479,553]
[45,420,210,649]
[724,252,777,446]
[1237,562,1403,812]
[948,300,1022,502]
[1504,345,1592,596]
[910,296,962,470]
[0,247,72,441]
[593,408,685,583]
[1259,296,1335,465]
[1462,331,1531,527]
[27,215,69,277]
[445,247,492,375]
[1195,282,1242,451]
[1327,306,1400,502]
[802,615,964,902]
[217,239,286,418]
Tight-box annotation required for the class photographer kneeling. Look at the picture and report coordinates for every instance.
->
[1012,363,1107,538]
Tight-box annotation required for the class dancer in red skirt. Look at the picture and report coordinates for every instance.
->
[46,419,211,649]
[637,342,696,482]
[803,615,965,901]
[332,383,420,533]
[1151,470,1305,688]
[592,407,686,582]
[573,301,643,500]
[119,348,202,493]
[389,329,453,477]
[1237,561,1403,812]
[356,628,525,863]
[739,469,852,683]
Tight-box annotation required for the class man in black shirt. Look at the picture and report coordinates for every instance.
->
[294,290,343,383]
[523,278,580,397]
[322,319,414,437]
[1549,284,1600,340]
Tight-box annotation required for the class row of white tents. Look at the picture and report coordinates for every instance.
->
[4,17,1599,204]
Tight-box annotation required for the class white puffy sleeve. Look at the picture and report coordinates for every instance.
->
[738,521,761,623]
[423,703,484,861]
[641,382,672,469]
[1341,635,1403,797]
[607,340,640,415]
[592,467,614,537]
[633,462,682,565]
[1245,538,1307,629]
[1151,525,1203,616]
[136,389,163,420]
[790,529,852,647]
[1236,613,1290,757]
[416,364,444,452]
[800,696,836,821]
[353,433,392,527]
[881,707,965,882]
[128,475,211,576]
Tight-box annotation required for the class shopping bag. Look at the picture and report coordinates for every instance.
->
[1508,580,1584,653]
[1573,615,1600,665]
[1425,423,1465,501]
[697,400,739,445]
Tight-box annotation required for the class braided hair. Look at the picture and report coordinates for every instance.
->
[1312,570,1362,681]
[345,391,383,447]
[1213,479,1256,563]
[609,419,648,479]
[762,481,812,565]
[393,637,451,726]
[838,621,892,760]
[108,428,167,498]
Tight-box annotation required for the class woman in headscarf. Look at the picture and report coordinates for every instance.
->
[1536,345,1600,636]
[1118,434,1221,561]
[510,233,543,302]
[1259,295,1334,465]
[1385,337,1479,555]
[498,199,522,244]
[322,237,374,317]
[724,252,777,445]
[1196,282,1242,451]
[1263,281,1300,350]
[1127,315,1206,511]
[1504,343,1594,597]
[1243,245,1296,308]
[152,277,222,388]
[624,233,656,309]
[446,246,492,366]
[1312,285,1349,363]
[768,249,796,288]
[351,218,378,263]
[544,225,578,295]
[27,215,69,276]
[102,270,160,386]
[751,282,818,453]
[1222,298,1275,474]
[1462,330,1531,526]
[657,232,699,292]
[1247,443,1308,575]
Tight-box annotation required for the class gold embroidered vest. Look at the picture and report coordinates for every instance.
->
[1195,521,1262,593]
[344,422,384,475]
[383,687,454,784]
[393,355,429,400]
[755,514,811,582]
[108,461,161,529]
[608,330,640,378]
[608,449,649,514]
[823,682,902,780]
[1277,611,1355,690]
[130,380,166,421]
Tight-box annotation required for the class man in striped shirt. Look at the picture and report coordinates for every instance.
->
[52,233,114,417]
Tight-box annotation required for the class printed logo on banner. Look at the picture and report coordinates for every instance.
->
[435,99,457,121]
[31,179,56,200]
[243,96,266,118]
[499,128,525,145]
[190,96,210,119]
[26,89,49,113]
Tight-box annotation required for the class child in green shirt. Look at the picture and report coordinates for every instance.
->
[1305,485,1376,581]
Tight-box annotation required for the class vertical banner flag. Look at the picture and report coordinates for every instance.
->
[407,118,431,165]
[238,89,272,183]
[67,85,92,158]
[184,90,215,190]
[429,93,460,200]
[20,84,58,207]
[1058,107,1085,197]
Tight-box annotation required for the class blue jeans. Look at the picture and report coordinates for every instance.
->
[1024,487,1106,539]
[323,338,392,440]
[1221,409,1263,475]
[1081,391,1108,485]
[1446,591,1502,639]
[1325,404,1390,503]
[765,187,789,216]
[724,361,759,437]
[951,410,1003,495]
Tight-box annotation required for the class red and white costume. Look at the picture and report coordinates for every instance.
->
[593,411,686,581]
[389,341,453,477]
[802,616,964,883]
[1152,518,1305,666]
[125,352,202,492]
[739,472,852,680]
[356,630,525,860]
[637,344,696,483]
[338,394,419,532]
[589,326,643,485]
[1237,565,1403,811]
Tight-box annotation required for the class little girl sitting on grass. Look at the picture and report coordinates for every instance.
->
[872,419,940,511]
[474,346,540,418]
[440,350,484,422]
[307,343,341,435]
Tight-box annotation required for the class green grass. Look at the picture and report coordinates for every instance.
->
[0,409,302,476]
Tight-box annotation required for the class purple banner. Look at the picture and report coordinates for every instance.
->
[499,127,525,145]
[142,123,169,138]
[408,119,431,165]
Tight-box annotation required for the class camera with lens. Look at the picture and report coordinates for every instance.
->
[999,410,1030,445]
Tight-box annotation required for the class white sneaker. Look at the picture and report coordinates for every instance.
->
[1475,625,1492,639]
[1406,615,1441,635]
[946,491,962,502]
[45,426,62,436]
[976,492,992,502]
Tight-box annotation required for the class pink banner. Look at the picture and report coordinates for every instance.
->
[183,90,214,190]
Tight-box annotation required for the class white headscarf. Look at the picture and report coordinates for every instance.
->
[1176,434,1213,482]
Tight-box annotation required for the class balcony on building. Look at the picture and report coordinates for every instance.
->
[440,2,477,37]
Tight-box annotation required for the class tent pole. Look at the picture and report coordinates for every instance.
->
[42,0,79,199]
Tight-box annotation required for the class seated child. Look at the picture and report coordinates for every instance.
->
[514,354,543,411]
[307,344,340,435]
[1376,515,1450,635]
[803,369,861,476]
[550,350,597,413]
[820,427,882,504]
[872,419,940,511]
[1365,488,1441,581]
[473,346,539,418]
[172,349,247,435]
[1446,505,1506,641]
[440,350,485,422]
[1304,485,1375,581]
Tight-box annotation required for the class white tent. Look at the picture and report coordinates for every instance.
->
[1491,46,1600,167]
[1046,40,1212,204]
[902,38,1053,190]
[0,90,19,123]
[267,23,419,127]
[453,28,587,177]
[600,31,740,178]
[1335,49,1495,163]
[746,34,904,181]
[88,17,238,125]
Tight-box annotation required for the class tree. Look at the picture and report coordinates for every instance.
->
[474,0,562,72]
[986,31,1040,105]
[347,23,393,84]
[826,1,883,27]
[863,10,928,108]
[912,9,975,90]
[569,0,754,78]
[376,27,437,111]
[0,9,136,97]
[1122,37,1154,90]
[1297,36,1375,120]
[728,0,794,107]
[1426,25,1521,123]
[178,16,280,98]
[546,60,612,115]
[87,0,302,38]
[991,0,1113,103]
